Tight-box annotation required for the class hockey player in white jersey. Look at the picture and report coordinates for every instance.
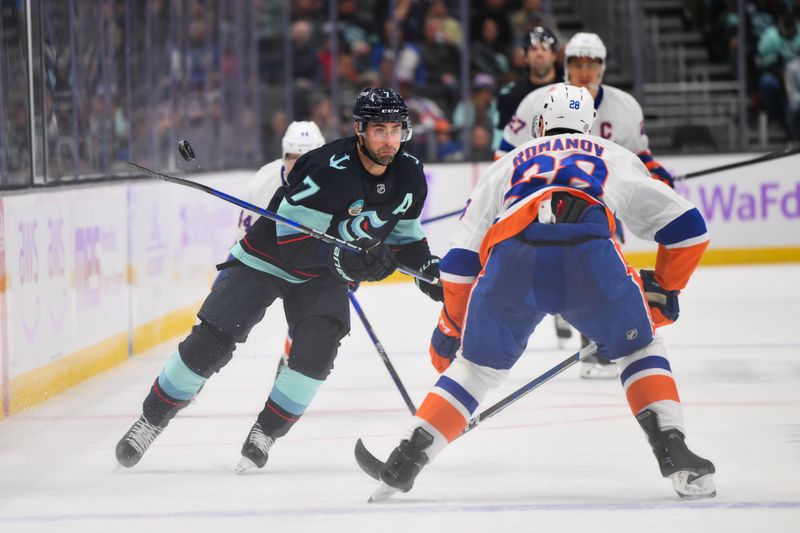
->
[365,84,716,502]
[235,121,326,239]
[498,32,675,378]
[497,32,673,187]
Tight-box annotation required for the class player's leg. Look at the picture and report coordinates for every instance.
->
[578,217,627,378]
[377,239,547,492]
[116,265,280,467]
[562,239,715,498]
[236,275,350,471]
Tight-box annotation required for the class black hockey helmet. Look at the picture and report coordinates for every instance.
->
[353,87,412,142]
[525,26,558,52]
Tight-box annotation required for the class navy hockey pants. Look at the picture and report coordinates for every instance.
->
[460,209,654,370]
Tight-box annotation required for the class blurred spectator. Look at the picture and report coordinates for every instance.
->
[453,73,498,137]
[434,118,464,161]
[496,27,561,145]
[470,125,495,161]
[756,6,800,127]
[785,56,800,140]
[336,0,379,73]
[470,18,511,80]
[309,92,339,142]
[426,0,463,45]
[471,0,513,52]
[291,20,323,84]
[419,15,461,111]
[398,77,449,160]
[371,20,425,86]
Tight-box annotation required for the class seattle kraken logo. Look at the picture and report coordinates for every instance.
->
[339,210,387,241]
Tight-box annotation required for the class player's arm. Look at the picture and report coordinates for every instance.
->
[430,166,505,371]
[613,162,708,291]
[610,162,708,327]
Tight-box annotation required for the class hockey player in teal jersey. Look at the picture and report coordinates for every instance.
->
[115,88,443,472]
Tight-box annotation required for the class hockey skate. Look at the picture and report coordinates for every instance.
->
[235,422,274,473]
[115,414,164,468]
[369,427,433,502]
[579,335,619,379]
[637,409,716,499]
[553,314,573,348]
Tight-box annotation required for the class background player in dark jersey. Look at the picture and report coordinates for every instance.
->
[494,26,562,151]
[115,88,443,472]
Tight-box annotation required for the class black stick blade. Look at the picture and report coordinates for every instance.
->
[354,439,384,480]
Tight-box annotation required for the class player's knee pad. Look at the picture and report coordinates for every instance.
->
[177,320,236,378]
[286,316,349,380]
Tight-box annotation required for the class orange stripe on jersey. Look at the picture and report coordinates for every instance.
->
[478,188,612,265]
[655,241,709,291]
[625,374,680,415]
[416,392,468,442]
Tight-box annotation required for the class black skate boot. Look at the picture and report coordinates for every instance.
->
[235,422,274,473]
[115,415,165,468]
[637,409,716,499]
[376,427,434,496]
[554,314,572,348]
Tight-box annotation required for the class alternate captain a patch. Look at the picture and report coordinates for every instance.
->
[348,199,365,216]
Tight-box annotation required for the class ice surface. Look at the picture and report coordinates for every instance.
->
[1,265,799,532]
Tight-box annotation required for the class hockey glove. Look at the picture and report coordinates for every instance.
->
[639,269,680,327]
[430,326,460,373]
[414,257,444,302]
[330,238,397,283]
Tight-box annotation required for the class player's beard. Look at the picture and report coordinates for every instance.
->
[369,144,398,166]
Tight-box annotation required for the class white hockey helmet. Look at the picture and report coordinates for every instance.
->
[532,83,596,138]
[282,121,325,159]
[564,32,607,84]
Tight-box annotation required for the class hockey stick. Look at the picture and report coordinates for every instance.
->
[675,145,800,181]
[126,161,439,285]
[355,341,599,480]
[349,292,417,415]
[421,207,463,224]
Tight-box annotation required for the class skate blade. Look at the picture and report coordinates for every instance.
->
[234,456,259,474]
[368,481,399,503]
[670,472,716,499]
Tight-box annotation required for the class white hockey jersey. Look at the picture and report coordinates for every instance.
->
[236,158,285,240]
[496,84,649,159]
[442,133,708,297]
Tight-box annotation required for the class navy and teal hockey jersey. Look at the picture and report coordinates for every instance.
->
[230,136,432,283]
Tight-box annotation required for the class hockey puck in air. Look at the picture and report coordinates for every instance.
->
[178,139,195,161]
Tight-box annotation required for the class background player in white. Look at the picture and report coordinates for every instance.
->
[365,84,715,502]
[235,121,326,240]
[498,32,675,378]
